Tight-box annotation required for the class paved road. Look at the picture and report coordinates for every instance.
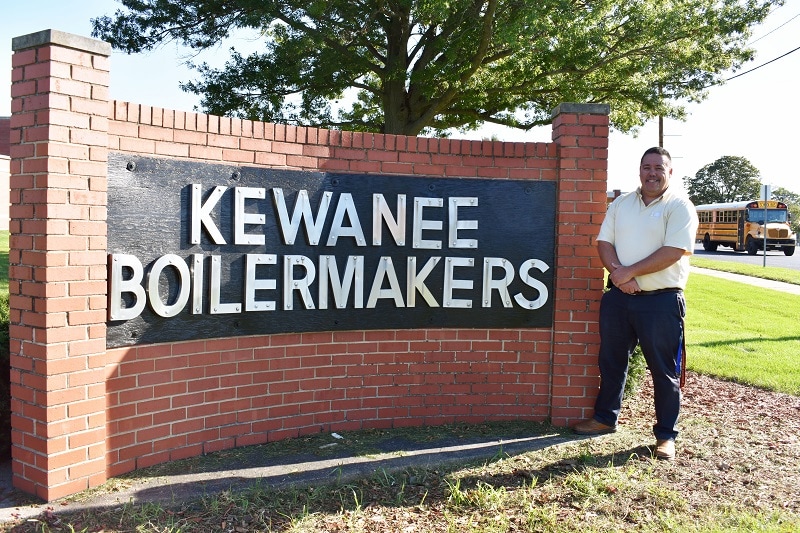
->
[693,243,800,270]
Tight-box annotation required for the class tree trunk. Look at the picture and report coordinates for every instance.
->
[382,9,412,135]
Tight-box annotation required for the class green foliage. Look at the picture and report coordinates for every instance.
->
[0,230,8,459]
[772,186,800,236]
[624,345,647,400]
[91,0,781,136]
[0,293,8,460]
[684,155,763,205]
[0,230,7,295]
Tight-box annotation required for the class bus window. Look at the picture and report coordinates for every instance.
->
[747,208,788,224]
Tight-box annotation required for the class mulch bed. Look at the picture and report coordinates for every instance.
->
[622,371,800,514]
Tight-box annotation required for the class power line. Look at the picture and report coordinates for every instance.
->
[748,12,800,45]
[726,45,800,81]
[723,7,800,82]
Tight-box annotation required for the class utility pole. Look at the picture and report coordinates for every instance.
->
[658,84,664,148]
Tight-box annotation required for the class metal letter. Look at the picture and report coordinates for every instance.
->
[319,255,364,309]
[234,187,266,245]
[209,255,243,314]
[327,193,366,246]
[412,197,443,249]
[373,194,406,246]
[190,184,227,244]
[367,257,405,308]
[272,188,331,245]
[245,254,277,311]
[448,197,478,249]
[283,255,316,309]
[147,254,191,317]
[191,254,204,314]
[482,257,514,307]
[108,253,146,320]
[514,259,549,310]
[406,256,441,307]
[443,257,473,308]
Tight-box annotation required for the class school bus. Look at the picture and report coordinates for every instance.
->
[695,200,796,256]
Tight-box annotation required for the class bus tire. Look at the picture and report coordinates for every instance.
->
[784,246,796,257]
[746,237,759,255]
[702,234,717,252]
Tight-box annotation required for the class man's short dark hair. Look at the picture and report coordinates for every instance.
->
[641,146,671,164]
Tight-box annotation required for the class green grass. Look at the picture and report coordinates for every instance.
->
[685,273,800,395]
[691,255,800,285]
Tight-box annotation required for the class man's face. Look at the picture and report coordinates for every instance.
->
[639,153,672,201]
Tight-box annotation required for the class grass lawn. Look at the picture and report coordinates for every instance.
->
[685,272,800,395]
[0,230,7,294]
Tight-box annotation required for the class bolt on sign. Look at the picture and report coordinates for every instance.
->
[106,153,556,347]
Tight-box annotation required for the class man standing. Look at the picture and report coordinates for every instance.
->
[573,147,699,461]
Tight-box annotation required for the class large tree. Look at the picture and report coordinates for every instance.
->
[772,187,800,236]
[684,155,762,205]
[92,0,780,136]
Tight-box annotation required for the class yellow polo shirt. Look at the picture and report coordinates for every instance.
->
[597,187,698,291]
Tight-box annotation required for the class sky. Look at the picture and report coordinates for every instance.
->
[2,0,799,194]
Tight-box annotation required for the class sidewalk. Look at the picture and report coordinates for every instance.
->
[690,266,800,295]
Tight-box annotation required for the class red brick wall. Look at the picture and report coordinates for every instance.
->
[9,30,608,501]
[9,30,111,501]
[0,117,11,156]
[550,108,610,424]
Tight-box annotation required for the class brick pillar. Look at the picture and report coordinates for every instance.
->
[549,103,609,426]
[9,30,110,501]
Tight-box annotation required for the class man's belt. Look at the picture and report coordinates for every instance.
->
[608,284,682,296]
[633,287,682,296]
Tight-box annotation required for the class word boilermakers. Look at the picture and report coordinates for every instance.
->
[106,154,556,346]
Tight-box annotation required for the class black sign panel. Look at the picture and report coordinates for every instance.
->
[107,153,556,347]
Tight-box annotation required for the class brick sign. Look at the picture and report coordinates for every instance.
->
[106,153,556,346]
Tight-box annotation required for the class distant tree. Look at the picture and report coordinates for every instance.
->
[772,187,800,236]
[683,156,761,205]
[91,0,780,136]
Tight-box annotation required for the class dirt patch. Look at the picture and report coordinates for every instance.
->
[624,371,800,514]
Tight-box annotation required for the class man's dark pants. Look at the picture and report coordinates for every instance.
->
[592,287,686,441]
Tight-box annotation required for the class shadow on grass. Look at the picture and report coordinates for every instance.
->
[111,423,574,506]
[691,335,800,347]
[2,421,579,521]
